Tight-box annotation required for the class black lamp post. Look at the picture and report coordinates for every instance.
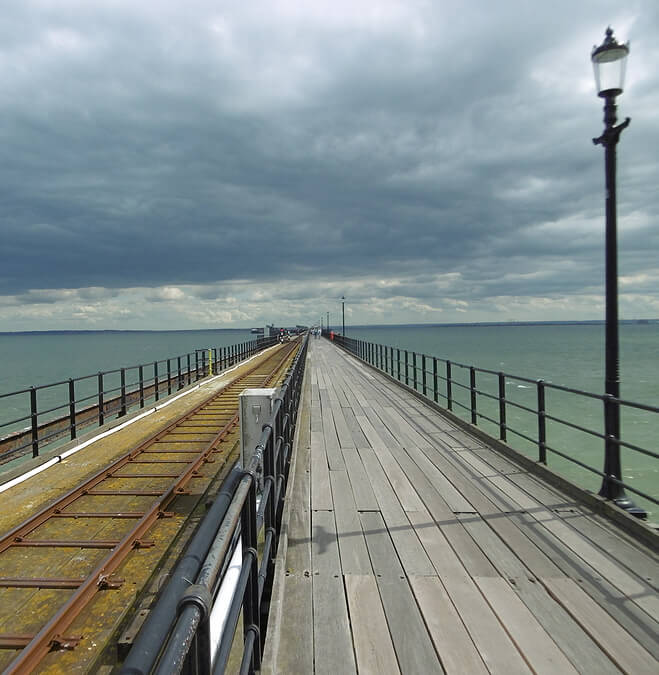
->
[591,27,645,518]
[342,295,345,336]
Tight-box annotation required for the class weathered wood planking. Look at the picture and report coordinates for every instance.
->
[329,470,372,574]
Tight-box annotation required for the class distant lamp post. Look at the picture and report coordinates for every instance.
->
[342,295,345,336]
[591,27,644,517]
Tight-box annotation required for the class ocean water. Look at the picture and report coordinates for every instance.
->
[1,324,657,514]
[345,323,658,516]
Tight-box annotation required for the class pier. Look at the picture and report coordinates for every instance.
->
[0,334,657,672]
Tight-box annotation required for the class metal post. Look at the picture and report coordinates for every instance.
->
[412,352,417,390]
[120,368,127,416]
[404,350,409,386]
[69,379,76,440]
[30,387,39,457]
[177,356,182,389]
[397,348,401,381]
[593,93,643,516]
[98,373,105,425]
[433,358,438,403]
[446,361,453,411]
[498,372,506,441]
[470,367,477,424]
[342,295,345,337]
[422,355,427,397]
[154,361,159,400]
[187,353,191,385]
[167,359,172,395]
[537,380,547,464]
[139,365,144,407]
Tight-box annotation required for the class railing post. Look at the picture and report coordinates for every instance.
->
[139,365,145,408]
[30,386,39,457]
[154,361,160,400]
[422,355,427,397]
[433,358,438,403]
[412,352,418,390]
[397,348,401,381]
[214,348,218,372]
[167,359,172,395]
[187,353,191,384]
[195,351,199,381]
[98,373,105,426]
[404,350,409,386]
[537,380,547,464]
[69,379,76,440]
[120,368,127,417]
[380,344,384,370]
[470,367,477,424]
[498,372,506,441]
[177,356,182,389]
[446,361,453,411]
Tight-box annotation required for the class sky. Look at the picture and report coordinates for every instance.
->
[1,0,658,331]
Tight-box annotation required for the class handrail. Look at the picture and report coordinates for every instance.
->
[329,333,657,514]
[0,337,279,463]
[120,333,309,674]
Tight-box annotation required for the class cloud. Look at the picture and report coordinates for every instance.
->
[0,0,657,329]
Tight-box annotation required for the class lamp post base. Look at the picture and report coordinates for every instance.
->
[609,495,648,520]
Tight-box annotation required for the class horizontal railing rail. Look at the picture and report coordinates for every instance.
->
[330,333,657,515]
[120,333,309,675]
[0,336,279,464]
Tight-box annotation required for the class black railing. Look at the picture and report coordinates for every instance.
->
[0,337,278,464]
[121,333,308,674]
[330,333,658,513]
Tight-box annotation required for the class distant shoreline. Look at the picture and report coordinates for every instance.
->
[1,319,657,336]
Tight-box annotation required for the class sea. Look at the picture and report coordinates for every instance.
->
[1,323,657,515]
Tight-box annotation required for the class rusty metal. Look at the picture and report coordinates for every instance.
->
[0,340,299,673]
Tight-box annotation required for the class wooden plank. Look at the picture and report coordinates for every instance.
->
[341,448,379,511]
[372,445,426,512]
[543,577,658,674]
[345,575,401,675]
[330,470,372,574]
[313,574,357,674]
[510,577,622,675]
[277,574,314,674]
[409,576,488,675]
[321,406,345,470]
[488,474,659,618]
[341,408,371,449]
[376,576,441,673]
[330,402,356,449]
[475,577,579,674]
[360,511,405,579]
[359,448,435,576]
[287,434,311,574]
[403,443,476,514]
[311,430,333,511]
[404,510,531,673]
[312,510,341,576]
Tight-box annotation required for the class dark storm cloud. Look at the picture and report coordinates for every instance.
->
[0,0,657,325]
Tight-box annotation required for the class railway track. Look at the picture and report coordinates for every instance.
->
[0,340,299,673]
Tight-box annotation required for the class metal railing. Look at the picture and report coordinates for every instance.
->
[121,333,308,674]
[330,333,658,514]
[0,337,278,463]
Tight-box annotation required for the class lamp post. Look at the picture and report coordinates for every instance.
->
[342,295,345,336]
[591,27,644,518]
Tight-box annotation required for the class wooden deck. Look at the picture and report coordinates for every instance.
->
[263,339,659,674]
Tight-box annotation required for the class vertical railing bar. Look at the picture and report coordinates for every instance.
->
[98,373,105,426]
[470,366,477,425]
[498,372,507,441]
[30,387,39,458]
[446,361,453,411]
[120,368,127,417]
[537,380,547,464]
[433,357,438,403]
[69,379,76,440]
[139,365,144,408]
